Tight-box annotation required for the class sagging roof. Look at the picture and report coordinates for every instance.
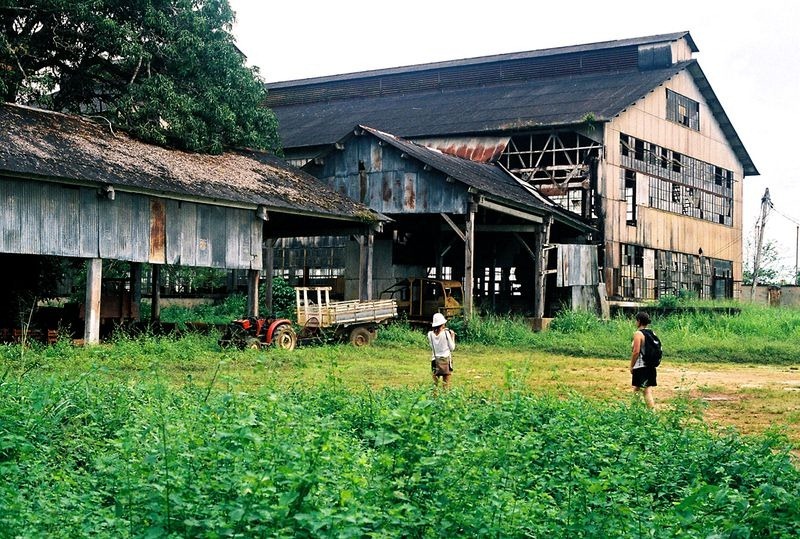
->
[266,31,757,176]
[357,126,594,234]
[0,103,376,221]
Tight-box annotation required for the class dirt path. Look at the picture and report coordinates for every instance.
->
[647,364,800,442]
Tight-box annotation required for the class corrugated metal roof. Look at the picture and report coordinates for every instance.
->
[410,136,510,163]
[271,63,687,148]
[0,103,376,220]
[358,126,594,233]
[267,32,696,89]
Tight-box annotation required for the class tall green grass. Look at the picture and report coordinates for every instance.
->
[1,372,797,537]
[378,304,800,365]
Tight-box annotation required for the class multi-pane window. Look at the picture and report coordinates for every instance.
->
[619,243,733,300]
[666,89,700,130]
[620,133,734,226]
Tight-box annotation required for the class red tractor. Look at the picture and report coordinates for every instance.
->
[218,316,297,350]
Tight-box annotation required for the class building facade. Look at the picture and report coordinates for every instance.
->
[266,32,757,307]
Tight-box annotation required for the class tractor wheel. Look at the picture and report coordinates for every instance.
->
[272,324,297,351]
[245,337,261,350]
[349,326,373,347]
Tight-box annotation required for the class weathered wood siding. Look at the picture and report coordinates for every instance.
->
[318,135,469,214]
[603,70,744,283]
[0,177,262,269]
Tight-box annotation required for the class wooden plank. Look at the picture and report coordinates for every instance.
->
[179,202,197,267]
[225,207,242,268]
[195,204,211,267]
[209,205,227,268]
[164,199,182,265]
[247,269,260,317]
[19,181,41,254]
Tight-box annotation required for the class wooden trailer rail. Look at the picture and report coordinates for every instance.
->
[295,287,397,328]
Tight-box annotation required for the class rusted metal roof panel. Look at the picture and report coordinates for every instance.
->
[0,103,375,221]
[411,136,510,163]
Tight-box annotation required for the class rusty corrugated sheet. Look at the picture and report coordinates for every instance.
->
[412,136,510,163]
[149,198,166,264]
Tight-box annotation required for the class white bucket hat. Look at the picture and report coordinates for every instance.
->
[432,312,447,327]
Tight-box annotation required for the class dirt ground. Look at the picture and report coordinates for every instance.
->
[656,363,800,440]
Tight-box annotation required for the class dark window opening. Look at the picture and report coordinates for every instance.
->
[666,89,700,130]
[625,169,637,225]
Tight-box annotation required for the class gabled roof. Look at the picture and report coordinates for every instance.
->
[0,103,375,221]
[266,31,757,176]
[356,126,594,233]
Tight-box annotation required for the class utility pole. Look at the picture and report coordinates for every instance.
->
[750,188,772,301]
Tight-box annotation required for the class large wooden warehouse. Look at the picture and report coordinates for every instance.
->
[265,31,758,315]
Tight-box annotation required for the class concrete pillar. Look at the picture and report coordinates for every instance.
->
[83,258,102,344]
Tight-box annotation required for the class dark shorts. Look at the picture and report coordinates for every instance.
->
[632,367,657,388]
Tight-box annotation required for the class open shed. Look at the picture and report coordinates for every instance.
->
[302,126,597,317]
[0,103,382,343]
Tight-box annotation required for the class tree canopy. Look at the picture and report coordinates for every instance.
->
[0,0,280,154]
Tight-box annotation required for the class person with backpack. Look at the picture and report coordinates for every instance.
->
[630,311,662,409]
[428,312,456,391]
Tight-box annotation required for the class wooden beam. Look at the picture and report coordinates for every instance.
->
[534,216,553,319]
[246,269,260,317]
[83,258,102,344]
[358,231,374,300]
[440,213,465,242]
[463,204,476,318]
[479,200,544,223]
[442,224,540,233]
[513,232,537,263]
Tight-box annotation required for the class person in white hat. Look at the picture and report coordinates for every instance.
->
[427,312,456,390]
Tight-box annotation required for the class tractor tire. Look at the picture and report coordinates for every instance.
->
[349,326,373,347]
[272,324,297,351]
[245,337,261,350]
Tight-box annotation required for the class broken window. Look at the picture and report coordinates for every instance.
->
[620,134,733,226]
[625,170,637,225]
[666,89,700,130]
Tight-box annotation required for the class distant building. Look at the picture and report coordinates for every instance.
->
[266,32,757,314]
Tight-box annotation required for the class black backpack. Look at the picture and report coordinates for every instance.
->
[640,328,663,367]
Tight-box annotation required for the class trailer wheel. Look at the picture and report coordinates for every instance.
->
[272,324,297,351]
[349,326,373,347]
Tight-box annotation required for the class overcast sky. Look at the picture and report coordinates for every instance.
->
[229,0,800,279]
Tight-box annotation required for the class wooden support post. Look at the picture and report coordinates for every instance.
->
[464,203,477,318]
[358,230,374,300]
[435,231,443,280]
[246,269,260,317]
[130,262,142,320]
[83,258,102,344]
[151,264,162,323]
[263,238,275,314]
[534,217,553,319]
